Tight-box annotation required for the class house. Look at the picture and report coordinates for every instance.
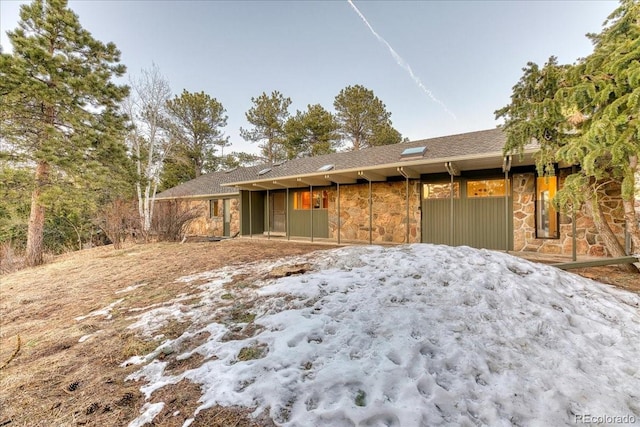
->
[155,128,630,257]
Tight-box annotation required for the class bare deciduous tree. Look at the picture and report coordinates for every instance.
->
[123,64,172,237]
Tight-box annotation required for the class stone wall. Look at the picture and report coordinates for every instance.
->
[512,171,625,256]
[156,198,240,237]
[327,181,421,243]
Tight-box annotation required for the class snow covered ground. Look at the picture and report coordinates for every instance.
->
[121,244,640,426]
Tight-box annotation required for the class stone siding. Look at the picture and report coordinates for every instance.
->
[156,198,240,237]
[512,171,625,256]
[327,181,421,243]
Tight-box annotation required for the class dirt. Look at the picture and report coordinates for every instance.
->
[568,265,640,293]
[0,239,637,426]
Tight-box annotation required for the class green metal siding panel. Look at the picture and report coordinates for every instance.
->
[422,199,464,245]
[465,197,512,250]
[240,191,265,235]
[251,192,265,234]
[287,190,329,238]
[288,209,329,238]
[422,177,513,251]
[240,191,250,235]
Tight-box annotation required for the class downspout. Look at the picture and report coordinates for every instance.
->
[398,169,411,243]
[337,183,341,245]
[286,187,290,241]
[310,185,314,242]
[502,156,512,252]
[266,189,270,239]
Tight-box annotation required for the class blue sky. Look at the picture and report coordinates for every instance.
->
[1,0,616,155]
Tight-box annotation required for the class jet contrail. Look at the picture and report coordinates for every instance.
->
[347,0,457,119]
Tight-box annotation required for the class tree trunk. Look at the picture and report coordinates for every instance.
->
[624,154,640,254]
[585,187,638,272]
[622,197,640,254]
[25,161,49,267]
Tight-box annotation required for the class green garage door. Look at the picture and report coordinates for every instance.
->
[422,177,513,250]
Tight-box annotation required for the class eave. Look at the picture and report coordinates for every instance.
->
[222,148,538,191]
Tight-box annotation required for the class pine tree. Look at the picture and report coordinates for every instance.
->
[496,0,640,265]
[284,104,341,158]
[165,90,229,177]
[333,85,402,150]
[0,0,129,266]
[240,91,291,163]
[558,0,640,253]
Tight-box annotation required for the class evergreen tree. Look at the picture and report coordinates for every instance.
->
[219,152,262,169]
[495,57,570,175]
[496,0,640,264]
[165,90,229,178]
[240,91,291,163]
[0,0,129,266]
[158,155,196,191]
[333,85,402,150]
[0,164,32,250]
[558,0,640,254]
[284,104,341,158]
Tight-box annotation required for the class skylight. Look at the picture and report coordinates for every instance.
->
[257,168,272,176]
[317,164,335,172]
[400,146,427,158]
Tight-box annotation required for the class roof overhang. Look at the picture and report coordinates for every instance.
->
[222,148,538,191]
[155,191,240,201]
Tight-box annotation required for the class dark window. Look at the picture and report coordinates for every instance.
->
[210,199,220,218]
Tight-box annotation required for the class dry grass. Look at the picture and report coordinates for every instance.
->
[0,239,336,427]
[0,238,637,426]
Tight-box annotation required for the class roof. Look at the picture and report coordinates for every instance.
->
[157,128,537,198]
[155,164,263,199]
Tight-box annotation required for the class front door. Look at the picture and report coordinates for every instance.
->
[270,192,286,233]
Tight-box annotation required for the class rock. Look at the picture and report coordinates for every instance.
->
[268,263,311,278]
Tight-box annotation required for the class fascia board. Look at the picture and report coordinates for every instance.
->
[221,148,538,188]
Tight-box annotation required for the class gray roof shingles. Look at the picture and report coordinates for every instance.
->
[156,128,506,199]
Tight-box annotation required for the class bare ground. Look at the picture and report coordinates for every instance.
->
[0,239,637,426]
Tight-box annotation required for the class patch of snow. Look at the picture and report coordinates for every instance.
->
[128,402,164,427]
[75,298,124,321]
[127,298,190,313]
[127,305,191,335]
[116,283,148,294]
[125,244,640,426]
[78,334,92,343]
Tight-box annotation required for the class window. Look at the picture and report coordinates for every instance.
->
[294,190,328,210]
[423,182,460,199]
[209,199,220,218]
[536,176,559,238]
[400,146,427,159]
[317,164,335,172]
[467,179,508,198]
